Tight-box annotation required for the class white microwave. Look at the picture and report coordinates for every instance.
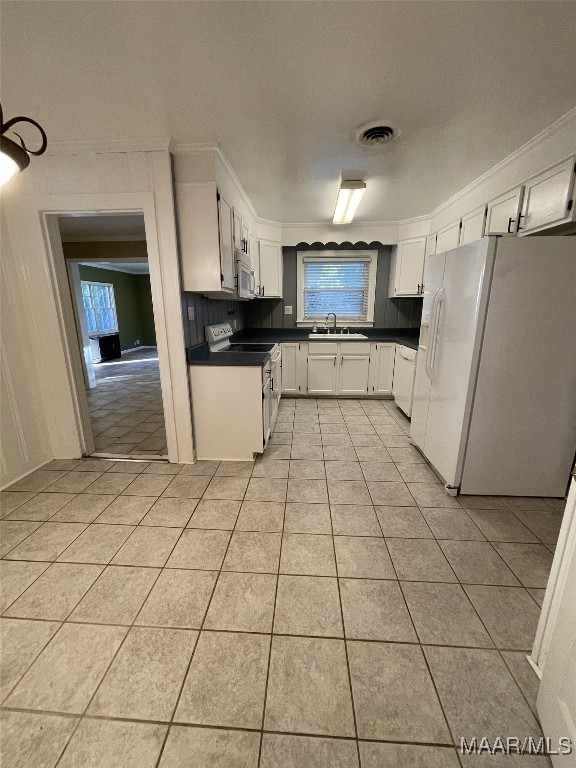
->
[236,257,254,299]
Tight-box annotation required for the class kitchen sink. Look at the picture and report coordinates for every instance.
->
[308,333,367,339]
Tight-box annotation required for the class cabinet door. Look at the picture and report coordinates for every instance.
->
[394,238,426,296]
[307,355,337,395]
[425,234,437,257]
[486,187,524,235]
[519,158,575,234]
[217,194,235,290]
[370,343,395,395]
[233,209,243,253]
[259,240,283,298]
[459,205,487,245]
[435,220,461,253]
[339,355,370,395]
[281,343,300,394]
[248,233,259,290]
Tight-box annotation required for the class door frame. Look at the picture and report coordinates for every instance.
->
[530,476,575,674]
[33,191,192,464]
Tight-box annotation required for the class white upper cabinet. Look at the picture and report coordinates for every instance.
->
[248,231,259,284]
[258,240,283,298]
[233,209,243,255]
[175,182,236,295]
[425,233,437,257]
[241,222,250,259]
[485,186,524,235]
[459,205,487,245]
[389,237,426,297]
[218,193,236,291]
[518,157,576,235]
[435,219,461,253]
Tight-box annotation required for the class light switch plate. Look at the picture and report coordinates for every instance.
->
[187,306,195,321]
[284,305,293,315]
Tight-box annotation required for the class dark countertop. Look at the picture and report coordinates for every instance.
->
[187,342,270,367]
[231,327,420,350]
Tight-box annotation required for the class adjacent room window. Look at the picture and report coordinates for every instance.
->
[296,250,378,325]
[81,281,118,334]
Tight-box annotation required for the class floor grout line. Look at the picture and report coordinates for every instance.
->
[0,396,562,766]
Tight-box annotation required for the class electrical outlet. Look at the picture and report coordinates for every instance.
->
[187,306,195,321]
[284,305,293,315]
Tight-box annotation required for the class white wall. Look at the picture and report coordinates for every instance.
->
[0,208,52,487]
[0,145,194,488]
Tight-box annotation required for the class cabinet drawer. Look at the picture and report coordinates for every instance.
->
[308,341,338,354]
[339,342,371,355]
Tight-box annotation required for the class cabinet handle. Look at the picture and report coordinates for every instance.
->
[517,213,525,231]
[262,285,265,297]
[507,217,513,234]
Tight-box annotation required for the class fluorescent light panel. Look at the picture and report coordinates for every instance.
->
[333,180,366,224]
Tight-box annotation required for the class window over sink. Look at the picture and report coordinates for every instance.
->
[296,250,377,326]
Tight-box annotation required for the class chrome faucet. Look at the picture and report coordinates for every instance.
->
[326,313,337,334]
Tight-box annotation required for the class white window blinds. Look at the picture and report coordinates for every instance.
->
[302,257,372,320]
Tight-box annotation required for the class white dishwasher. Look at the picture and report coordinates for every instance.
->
[392,345,418,417]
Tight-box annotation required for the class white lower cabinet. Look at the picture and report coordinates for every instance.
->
[307,354,338,394]
[369,343,395,395]
[289,341,399,397]
[281,343,301,394]
[339,352,371,395]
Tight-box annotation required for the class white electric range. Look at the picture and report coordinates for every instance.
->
[188,324,282,460]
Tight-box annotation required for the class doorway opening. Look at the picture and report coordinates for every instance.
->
[56,212,167,459]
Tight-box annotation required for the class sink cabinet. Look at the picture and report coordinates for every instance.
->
[283,341,398,397]
[339,351,371,395]
[307,352,338,395]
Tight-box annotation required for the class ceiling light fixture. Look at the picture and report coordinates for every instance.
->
[0,103,47,187]
[333,180,366,224]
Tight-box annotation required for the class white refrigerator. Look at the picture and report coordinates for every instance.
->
[411,236,576,497]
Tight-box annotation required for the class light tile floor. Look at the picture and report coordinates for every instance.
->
[0,397,566,767]
[87,348,167,457]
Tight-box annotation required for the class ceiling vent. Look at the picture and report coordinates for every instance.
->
[355,122,397,148]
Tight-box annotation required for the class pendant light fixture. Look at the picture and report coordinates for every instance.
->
[0,103,47,187]
[333,179,366,224]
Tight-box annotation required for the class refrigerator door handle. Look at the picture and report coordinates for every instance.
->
[425,287,441,380]
[426,287,445,381]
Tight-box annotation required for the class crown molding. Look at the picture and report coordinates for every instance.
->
[215,147,258,220]
[46,138,171,155]
[170,142,220,155]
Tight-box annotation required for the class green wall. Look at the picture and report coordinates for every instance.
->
[78,264,156,350]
